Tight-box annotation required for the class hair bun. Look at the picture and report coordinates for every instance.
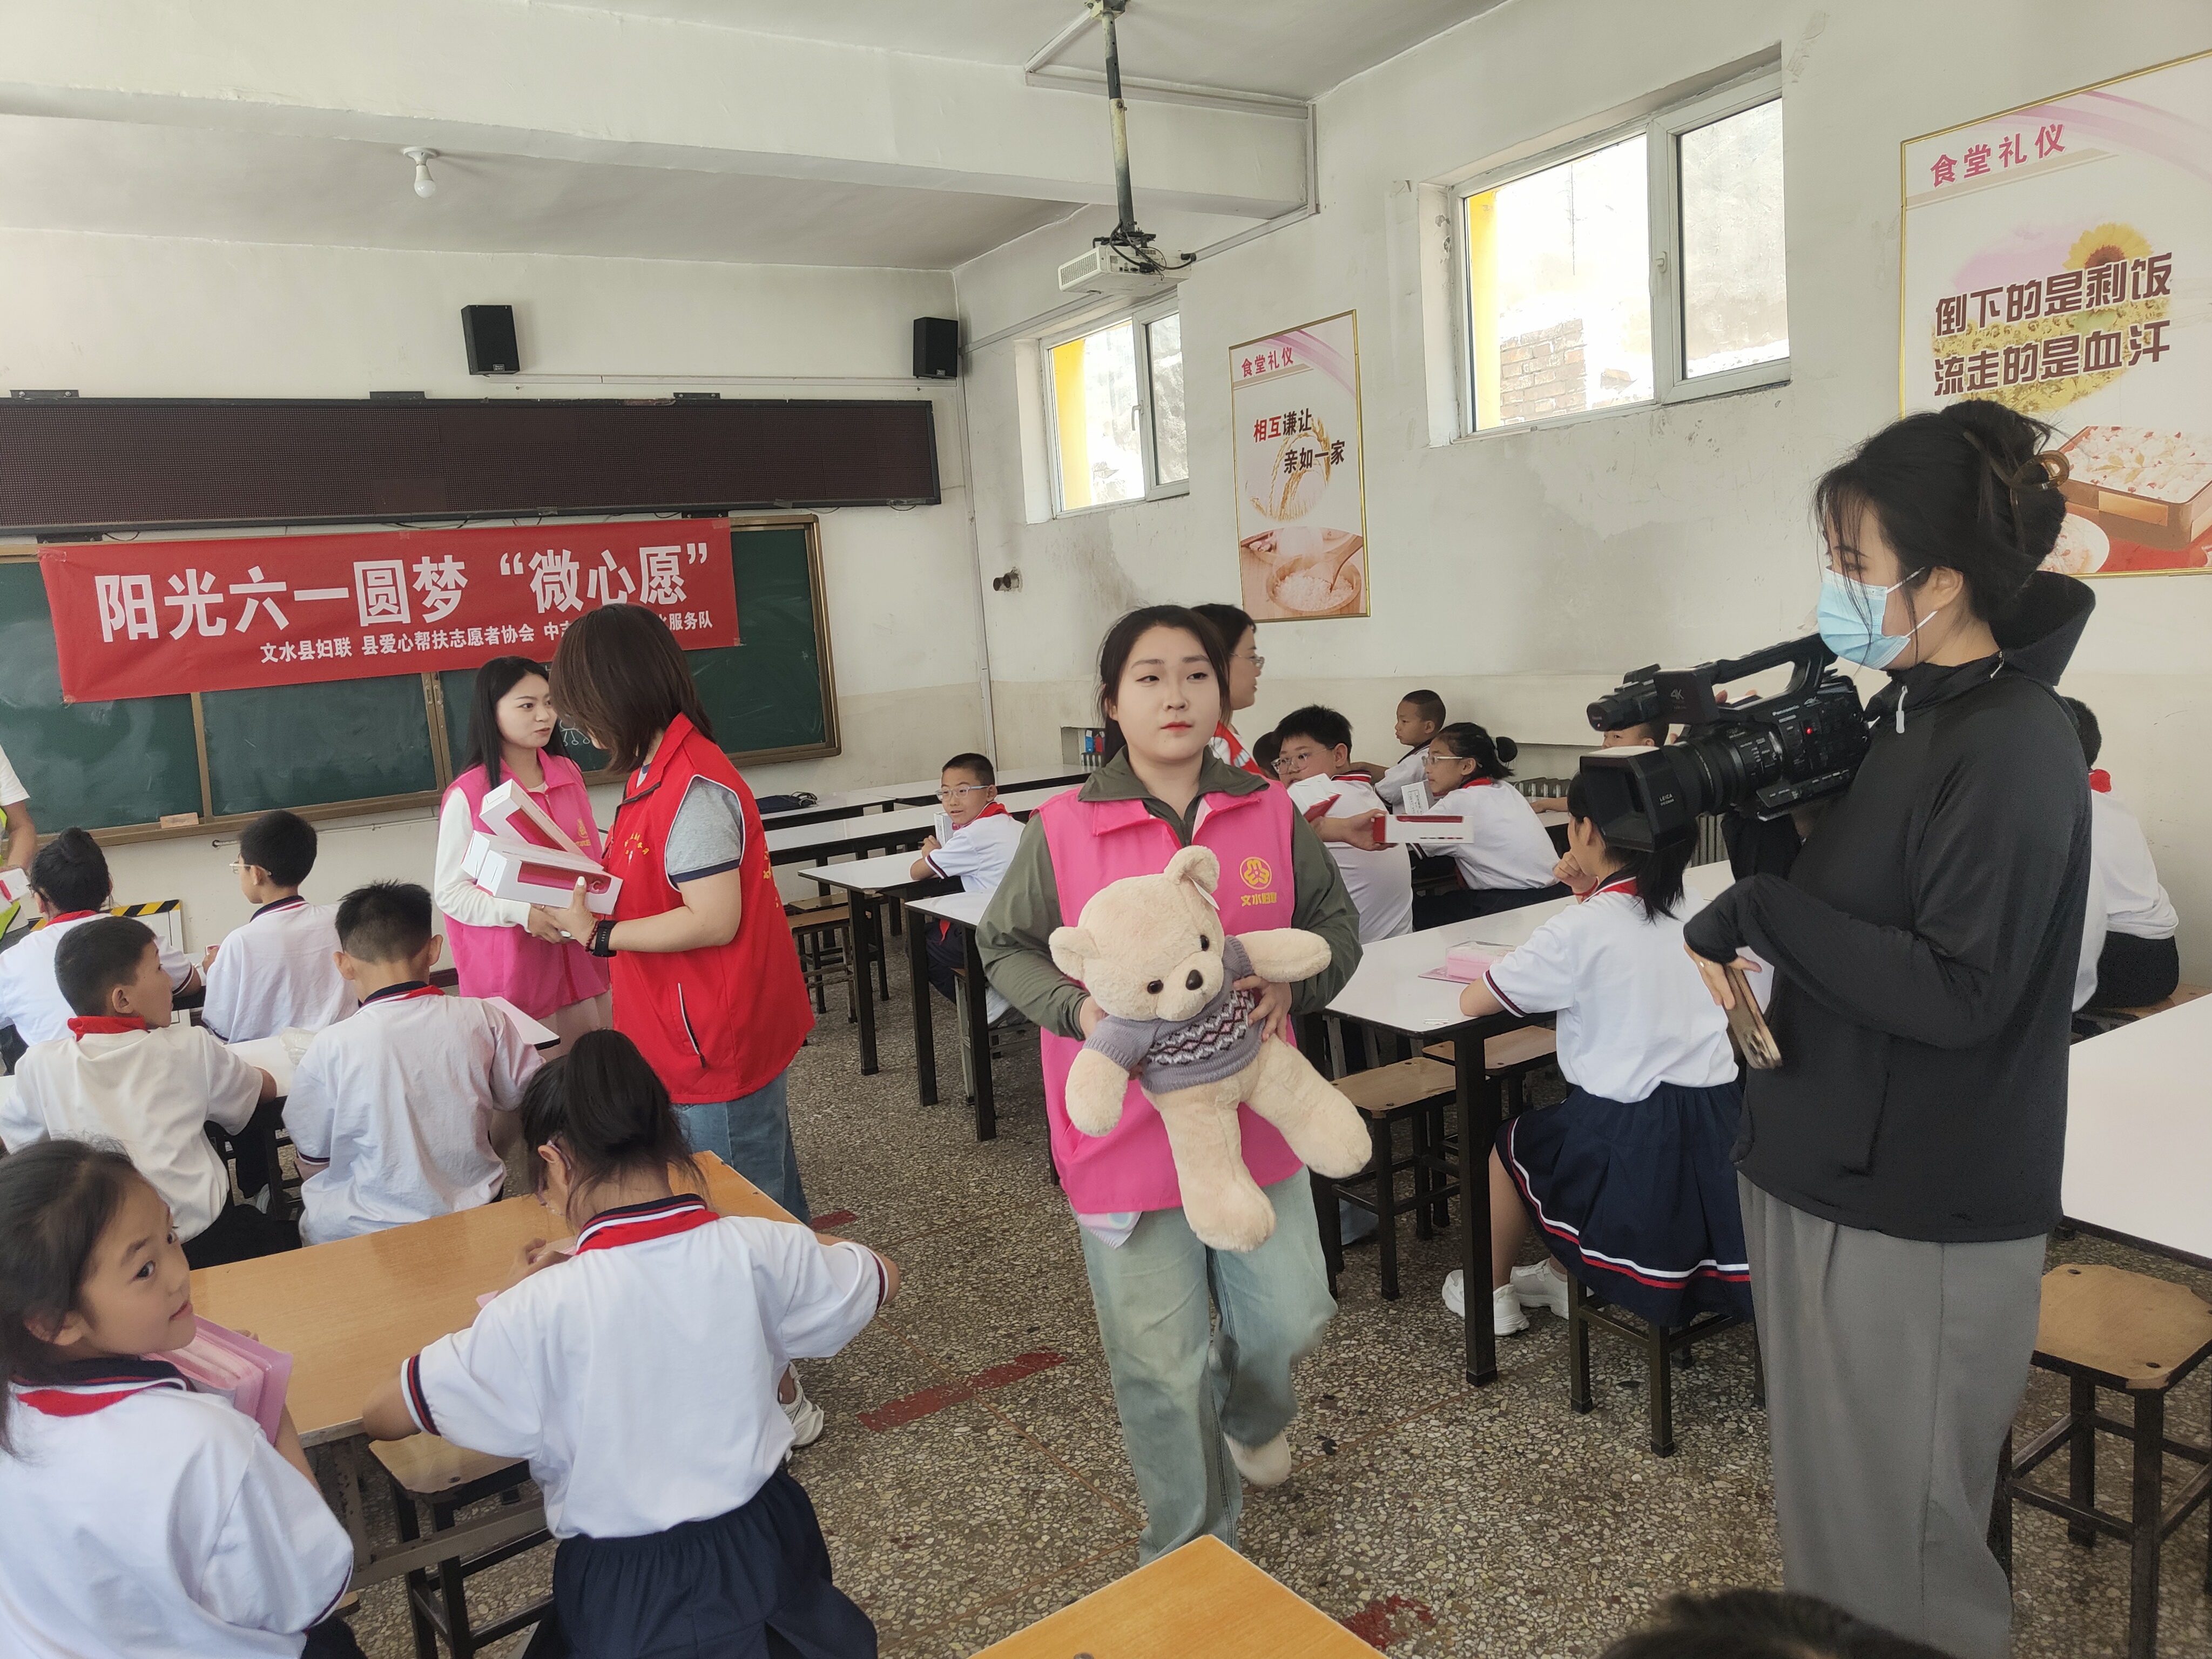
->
[1494,735,1519,764]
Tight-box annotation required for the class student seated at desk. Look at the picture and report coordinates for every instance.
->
[284,881,541,1245]
[1271,704,1412,945]
[200,810,350,1042]
[0,828,199,1049]
[1442,775,1751,1339]
[2,917,289,1268]
[1250,727,1283,781]
[1527,719,1668,813]
[912,752,1024,1008]
[1371,689,1446,808]
[0,1142,363,1659]
[1410,723,1566,929]
[362,1033,897,1659]
[2062,697,2181,1010]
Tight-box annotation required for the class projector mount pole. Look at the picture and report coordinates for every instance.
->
[1089,0,1141,245]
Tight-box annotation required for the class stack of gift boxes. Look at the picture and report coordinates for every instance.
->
[463,779,623,915]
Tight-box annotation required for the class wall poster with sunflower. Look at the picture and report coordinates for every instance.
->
[1903,49,2212,577]
[1231,311,1370,620]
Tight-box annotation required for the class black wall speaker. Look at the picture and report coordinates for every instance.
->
[462,305,519,375]
[913,316,960,380]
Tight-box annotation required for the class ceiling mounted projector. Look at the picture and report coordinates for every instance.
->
[1057,242,1191,296]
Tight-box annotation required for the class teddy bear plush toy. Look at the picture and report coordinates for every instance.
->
[1048,845,1372,1251]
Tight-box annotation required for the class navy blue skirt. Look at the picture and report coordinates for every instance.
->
[551,1468,875,1659]
[1496,1078,1754,1328]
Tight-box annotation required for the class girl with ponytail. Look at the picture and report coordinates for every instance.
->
[363,1031,898,1659]
[1411,721,1566,927]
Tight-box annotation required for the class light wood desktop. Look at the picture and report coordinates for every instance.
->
[974,1536,1373,1659]
[2064,991,2212,1267]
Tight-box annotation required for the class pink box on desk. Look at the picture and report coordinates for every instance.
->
[479,778,588,855]
[1382,813,1473,846]
[168,1319,292,1445]
[467,832,622,915]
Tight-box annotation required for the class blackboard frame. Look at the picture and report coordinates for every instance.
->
[3,513,840,847]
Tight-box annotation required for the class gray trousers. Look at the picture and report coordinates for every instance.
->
[1740,1177,2044,1659]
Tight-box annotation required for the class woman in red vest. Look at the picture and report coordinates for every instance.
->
[537,608,816,1222]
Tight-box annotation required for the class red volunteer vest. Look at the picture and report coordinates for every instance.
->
[602,714,814,1103]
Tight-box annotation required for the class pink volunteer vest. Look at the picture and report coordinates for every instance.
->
[1037,783,1307,1213]
[444,757,613,1020]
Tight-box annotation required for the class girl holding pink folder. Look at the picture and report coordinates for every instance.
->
[434,657,612,1055]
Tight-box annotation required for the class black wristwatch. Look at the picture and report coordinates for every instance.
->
[588,918,618,957]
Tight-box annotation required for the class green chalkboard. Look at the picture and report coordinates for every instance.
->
[696,523,836,759]
[202,674,439,817]
[0,558,201,831]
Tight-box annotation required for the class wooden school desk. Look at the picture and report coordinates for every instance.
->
[767,781,1070,869]
[974,1535,1374,1659]
[2063,990,2212,1269]
[189,1153,792,1586]
[904,887,997,1139]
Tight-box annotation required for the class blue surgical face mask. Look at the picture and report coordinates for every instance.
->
[1817,567,1941,670]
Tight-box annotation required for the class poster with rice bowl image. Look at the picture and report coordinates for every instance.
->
[1231,311,1370,619]
[1901,48,2212,576]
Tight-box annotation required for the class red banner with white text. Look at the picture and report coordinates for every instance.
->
[39,518,740,703]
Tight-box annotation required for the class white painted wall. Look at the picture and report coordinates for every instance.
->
[1,228,988,947]
[955,0,2212,978]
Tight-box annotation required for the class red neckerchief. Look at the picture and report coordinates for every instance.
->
[68,1015,150,1040]
[360,981,444,1007]
[16,1359,187,1418]
[1579,876,1641,903]
[42,909,102,927]
[571,1195,719,1255]
[2089,769,2111,794]
[966,802,1010,822]
[252,895,308,920]
[1213,721,1269,778]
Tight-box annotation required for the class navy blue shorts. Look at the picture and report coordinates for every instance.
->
[1498,1078,1753,1328]
[551,1468,875,1659]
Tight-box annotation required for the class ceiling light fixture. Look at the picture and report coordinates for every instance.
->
[403,147,439,199]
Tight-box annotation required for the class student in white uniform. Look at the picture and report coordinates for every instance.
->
[1527,720,1668,813]
[2061,698,2182,1010]
[363,1031,896,1659]
[1441,773,1751,1339]
[200,811,350,1042]
[1271,705,1413,944]
[283,882,540,1245]
[4,918,291,1268]
[0,1142,362,1658]
[1411,723,1566,930]
[0,828,198,1049]
[912,752,1026,1015]
[0,738,32,878]
[1371,689,1445,810]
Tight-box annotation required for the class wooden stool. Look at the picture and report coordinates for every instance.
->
[1314,1056,1457,1300]
[373,1436,556,1659]
[1564,1274,1752,1457]
[786,903,858,1022]
[1997,1263,2212,1659]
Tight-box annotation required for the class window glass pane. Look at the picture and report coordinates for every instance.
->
[1049,321,1142,510]
[1148,314,1188,485]
[1679,99,1788,378]
[1466,133,1651,428]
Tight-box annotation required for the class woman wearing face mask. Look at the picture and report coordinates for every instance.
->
[1682,400,2093,1659]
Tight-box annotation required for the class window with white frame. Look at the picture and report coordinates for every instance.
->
[1458,76,1787,433]
[1046,300,1188,513]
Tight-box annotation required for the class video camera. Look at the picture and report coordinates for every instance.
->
[1577,635,1870,852]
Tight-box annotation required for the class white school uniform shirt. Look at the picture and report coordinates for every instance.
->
[1435,780,1559,893]
[0,913,195,1047]
[1284,772,1413,943]
[1483,879,1738,1102]
[2075,859,2107,1012]
[2091,787,2177,940]
[1373,746,1428,810]
[200,896,353,1042]
[923,805,1024,896]
[284,983,541,1245]
[0,1363,353,1659]
[5,1025,261,1241]
[401,1195,884,1539]
[0,740,25,808]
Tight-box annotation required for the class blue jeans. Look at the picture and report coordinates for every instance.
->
[676,1067,810,1224]
[1076,1172,1336,1562]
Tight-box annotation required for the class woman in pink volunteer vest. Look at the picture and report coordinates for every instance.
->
[432,657,611,1053]
[975,605,1363,1562]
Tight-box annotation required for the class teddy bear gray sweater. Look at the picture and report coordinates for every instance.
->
[1082,934,1266,1093]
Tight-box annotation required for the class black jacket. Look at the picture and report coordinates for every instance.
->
[1684,574,2095,1243]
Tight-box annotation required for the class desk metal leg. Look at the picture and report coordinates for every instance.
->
[962,925,996,1140]
[1456,1035,1498,1386]
[909,905,938,1107]
[854,894,879,1076]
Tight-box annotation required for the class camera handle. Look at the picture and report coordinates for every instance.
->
[1661,634,1837,726]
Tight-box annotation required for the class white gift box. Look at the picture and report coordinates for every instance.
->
[480,778,588,855]
[467,832,622,915]
[1381,813,1473,845]
[0,866,28,903]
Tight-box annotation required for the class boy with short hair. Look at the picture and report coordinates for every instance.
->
[910,753,1022,1014]
[200,810,352,1042]
[1251,729,1284,780]
[2,916,288,1267]
[1373,690,1447,808]
[0,828,199,1048]
[284,881,541,1245]
[1274,705,1414,944]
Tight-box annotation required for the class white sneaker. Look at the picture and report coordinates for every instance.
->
[1226,1432,1292,1487]
[781,1374,825,1449]
[1510,1261,1572,1320]
[1440,1271,1529,1336]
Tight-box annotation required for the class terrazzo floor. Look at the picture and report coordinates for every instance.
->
[333,963,2212,1658]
